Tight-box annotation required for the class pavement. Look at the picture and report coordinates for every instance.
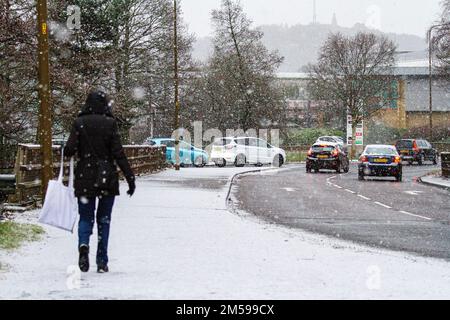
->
[420,174,450,190]
[1,166,450,299]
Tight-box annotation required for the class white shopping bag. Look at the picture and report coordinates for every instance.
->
[39,151,78,233]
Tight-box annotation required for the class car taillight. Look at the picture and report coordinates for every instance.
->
[413,141,419,153]
[307,149,313,156]
[332,149,339,157]
[394,156,401,163]
[359,156,368,163]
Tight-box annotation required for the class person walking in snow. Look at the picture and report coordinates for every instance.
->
[64,91,136,273]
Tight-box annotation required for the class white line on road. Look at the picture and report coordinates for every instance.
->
[283,188,297,192]
[326,176,337,185]
[404,191,425,196]
[399,211,432,221]
[334,185,343,189]
[374,202,392,209]
[357,195,371,201]
[345,189,356,194]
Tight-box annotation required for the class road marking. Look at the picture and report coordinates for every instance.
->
[326,176,337,185]
[345,189,356,194]
[374,202,392,209]
[283,188,296,192]
[334,185,343,189]
[404,191,424,196]
[399,210,432,221]
[357,195,371,201]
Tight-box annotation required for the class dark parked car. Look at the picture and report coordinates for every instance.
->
[306,143,349,173]
[358,145,402,182]
[395,139,438,165]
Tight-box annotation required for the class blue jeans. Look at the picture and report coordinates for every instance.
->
[78,196,115,266]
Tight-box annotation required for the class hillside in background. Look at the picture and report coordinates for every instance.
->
[193,22,428,72]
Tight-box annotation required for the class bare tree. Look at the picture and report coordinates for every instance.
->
[432,0,450,80]
[0,0,37,162]
[194,0,285,133]
[308,32,397,156]
[47,0,194,142]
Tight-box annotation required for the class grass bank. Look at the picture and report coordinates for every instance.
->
[0,222,45,250]
[286,151,307,163]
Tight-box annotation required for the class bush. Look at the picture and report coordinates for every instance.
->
[401,126,450,143]
[365,122,407,145]
[365,123,450,145]
[283,128,345,146]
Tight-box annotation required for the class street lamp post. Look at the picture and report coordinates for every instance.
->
[173,0,181,171]
[428,23,450,142]
[36,0,53,197]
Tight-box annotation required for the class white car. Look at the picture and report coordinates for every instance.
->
[316,136,346,151]
[210,137,286,168]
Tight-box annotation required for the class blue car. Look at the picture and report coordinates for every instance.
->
[145,138,209,167]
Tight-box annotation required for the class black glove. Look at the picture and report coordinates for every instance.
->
[127,178,136,197]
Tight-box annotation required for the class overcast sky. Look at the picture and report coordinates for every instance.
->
[182,0,443,38]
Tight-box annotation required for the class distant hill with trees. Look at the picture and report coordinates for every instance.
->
[193,22,427,71]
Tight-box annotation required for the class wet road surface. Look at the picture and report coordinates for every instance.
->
[235,163,450,260]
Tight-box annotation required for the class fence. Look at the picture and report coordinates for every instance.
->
[442,153,450,178]
[8,144,167,205]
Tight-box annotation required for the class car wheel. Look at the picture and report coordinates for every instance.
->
[418,154,425,166]
[194,156,206,168]
[408,161,413,166]
[306,166,312,173]
[396,173,403,182]
[336,162,342,173]
[433,156,438,165]
[272,155,284,168]
[344,165,350,173]
[216,159,226,168]
[234,154,246,167]
[358,173,365,181]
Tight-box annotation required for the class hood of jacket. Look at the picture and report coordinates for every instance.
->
[79,91,114,117]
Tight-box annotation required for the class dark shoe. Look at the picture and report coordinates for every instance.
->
[97,265,109,274]
[78,245,90,273]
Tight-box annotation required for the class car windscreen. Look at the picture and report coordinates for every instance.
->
[213,138,233,146]
[161,140,175,148]
[396,140,413,148]
[365,147,397,155]
[312,146,335,152]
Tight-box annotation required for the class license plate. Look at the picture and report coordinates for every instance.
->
[401,150,409,154]
[318,155,329,159]
[374,158,388,163]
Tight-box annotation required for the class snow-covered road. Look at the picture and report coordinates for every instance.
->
[1,167,449,299]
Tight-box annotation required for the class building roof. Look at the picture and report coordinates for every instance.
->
[276,60,436,78]
[276,72,310,79]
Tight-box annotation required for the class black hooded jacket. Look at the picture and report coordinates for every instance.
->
[64,91,135,198]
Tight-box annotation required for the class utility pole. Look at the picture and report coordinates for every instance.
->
[36,0,53,197]
[173,0,181,171]
[313,0,317,24]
